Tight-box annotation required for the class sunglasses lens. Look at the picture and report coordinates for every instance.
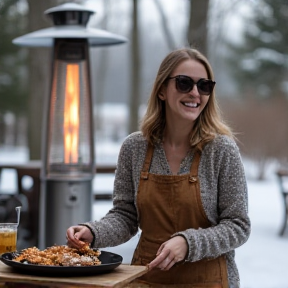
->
[176,77,193,93]
[197,79,214,95]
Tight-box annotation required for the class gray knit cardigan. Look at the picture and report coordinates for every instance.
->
[84,131,251,287]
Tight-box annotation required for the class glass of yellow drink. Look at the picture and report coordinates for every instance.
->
[0,223,18,255]
[0,207,21,255]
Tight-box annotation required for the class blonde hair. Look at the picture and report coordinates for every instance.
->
[140,48,233,147]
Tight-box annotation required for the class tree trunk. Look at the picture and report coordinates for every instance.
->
[187,0,209,55]
[26,0,60,160]
[154,0,177,51]
[128,0,140,134]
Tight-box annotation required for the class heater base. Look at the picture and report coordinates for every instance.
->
[39,179,93,249]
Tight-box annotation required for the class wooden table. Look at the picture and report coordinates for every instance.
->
[0,262,147,288]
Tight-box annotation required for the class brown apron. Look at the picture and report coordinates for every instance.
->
[131,143,229,288]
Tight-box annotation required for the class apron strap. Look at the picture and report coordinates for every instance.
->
[190,141,204,177]
[141,143,154,179]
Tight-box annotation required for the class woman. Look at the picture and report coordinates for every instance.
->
[66,48,251,288]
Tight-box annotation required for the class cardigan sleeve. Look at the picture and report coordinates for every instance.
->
[83,135,140,248]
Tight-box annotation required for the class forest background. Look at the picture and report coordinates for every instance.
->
[1,0,288,180]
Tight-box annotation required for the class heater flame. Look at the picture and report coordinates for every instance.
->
[64,64,79,163]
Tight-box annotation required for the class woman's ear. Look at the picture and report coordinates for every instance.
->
[158,87,166,100]
[158,92,165,100]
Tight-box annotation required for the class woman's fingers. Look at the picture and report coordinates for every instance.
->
[66,233,82,248]
[159,254,176,270]
[148,249,174,270]
[66,226,88,248]
[148,236,188,271]
[148,252,179,271]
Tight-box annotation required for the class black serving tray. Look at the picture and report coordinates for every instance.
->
[0,250,123,276]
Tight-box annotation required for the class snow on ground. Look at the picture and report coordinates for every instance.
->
[236,179,288,288]
[1,146,288,288]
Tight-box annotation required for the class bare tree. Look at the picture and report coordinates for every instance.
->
[26,0,62,160]
[187,0,209,55]
[153,0,177,51]
[92,1,110,135]
[128,0,140,134]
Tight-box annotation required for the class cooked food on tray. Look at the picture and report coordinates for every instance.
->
[13,243,101,266]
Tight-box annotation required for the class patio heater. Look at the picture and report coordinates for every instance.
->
[13,3,127,249]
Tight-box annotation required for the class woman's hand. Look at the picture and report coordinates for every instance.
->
[147,236,188,271]
[66,225,93,249]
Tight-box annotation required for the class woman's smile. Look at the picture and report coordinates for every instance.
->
[181,101,200,108]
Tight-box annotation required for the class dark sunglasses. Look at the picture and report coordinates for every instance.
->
[167,75,215,96]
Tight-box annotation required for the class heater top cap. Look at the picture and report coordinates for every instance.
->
[45,3,95,26]
[45,3,95,14]
[12,2,128,47]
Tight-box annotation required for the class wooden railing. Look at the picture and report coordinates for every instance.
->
[276,169,288,236]
[0,161,116,247]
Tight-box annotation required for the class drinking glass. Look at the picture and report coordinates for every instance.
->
[0,206,21,255]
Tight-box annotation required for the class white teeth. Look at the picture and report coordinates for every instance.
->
[183,102,198,108]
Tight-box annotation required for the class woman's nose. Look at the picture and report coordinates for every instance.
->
[189,84,200,97]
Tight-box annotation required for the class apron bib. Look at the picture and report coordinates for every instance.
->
[131,143,228,288]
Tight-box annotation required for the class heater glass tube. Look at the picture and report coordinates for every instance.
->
[46,40,94,177]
